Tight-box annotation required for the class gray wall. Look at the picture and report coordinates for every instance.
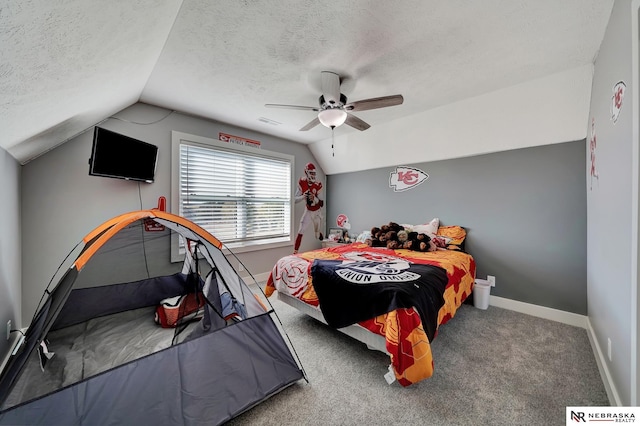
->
[587,0,634,405]
[327,140,587,314]
[0,146,21,364]
[20,103,323,324]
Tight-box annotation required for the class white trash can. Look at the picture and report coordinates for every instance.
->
[473,282,491,310]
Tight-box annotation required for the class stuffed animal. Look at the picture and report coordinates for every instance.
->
[416,233,437,252]
[365,221,438,252]
[401,232,437,252]
[388,222,403,233]
[387,240,400,249]
[385,230,400,249]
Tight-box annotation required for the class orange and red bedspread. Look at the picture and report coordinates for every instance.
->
[265,242,475,386]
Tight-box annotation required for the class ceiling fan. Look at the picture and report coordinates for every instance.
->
[265,71,404,131]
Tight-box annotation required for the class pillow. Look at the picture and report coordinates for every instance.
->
[399,224,414,232]
[436,225,466,250]
[356,230,371,243]
[432,235,452,248]
[411,218,440,237]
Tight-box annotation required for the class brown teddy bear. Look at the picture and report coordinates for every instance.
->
[366,222,438,251]
[401,232,436,252]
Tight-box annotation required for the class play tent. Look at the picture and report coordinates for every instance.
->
[0,210,305,425]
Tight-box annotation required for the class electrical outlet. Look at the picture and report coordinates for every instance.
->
[487,275,496,287]
[6,320,10,341]
[608,338,612,361]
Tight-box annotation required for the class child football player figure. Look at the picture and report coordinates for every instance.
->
[293,162,324,254]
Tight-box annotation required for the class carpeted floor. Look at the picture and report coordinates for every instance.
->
[227,298,609,426]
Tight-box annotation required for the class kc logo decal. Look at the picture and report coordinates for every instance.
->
[611,81,626,124]
[389,166,429,192]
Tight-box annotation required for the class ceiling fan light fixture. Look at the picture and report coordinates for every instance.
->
[318,109,347,128]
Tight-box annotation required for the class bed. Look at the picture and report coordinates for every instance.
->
[265,223,476,386]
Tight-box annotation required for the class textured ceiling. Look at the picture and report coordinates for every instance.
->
[0,0,614,164]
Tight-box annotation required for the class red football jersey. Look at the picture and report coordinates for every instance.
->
[298,178,323,211]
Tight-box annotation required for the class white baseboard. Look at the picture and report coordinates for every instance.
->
[585,317,621,406]
[241,271,271,286]
[0,331,23,374]
[489,295,587,328]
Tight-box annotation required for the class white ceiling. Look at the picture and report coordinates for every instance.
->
[1,0,614,165]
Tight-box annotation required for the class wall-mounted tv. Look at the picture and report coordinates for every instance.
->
[89,127,158,183]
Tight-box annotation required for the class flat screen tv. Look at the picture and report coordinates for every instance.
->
[89,127,158,183]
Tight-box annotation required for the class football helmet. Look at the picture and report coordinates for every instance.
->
[305,162,317,183]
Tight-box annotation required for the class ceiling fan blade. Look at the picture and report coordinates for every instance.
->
[300,117,321,131]
[320,71,341,106]
[344,94,404,112]
[344,113,370,131]
[265,103,319,111]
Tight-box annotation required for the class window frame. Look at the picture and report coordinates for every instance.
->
[171,131,294,261]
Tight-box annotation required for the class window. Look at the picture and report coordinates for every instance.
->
[171,131,293,257]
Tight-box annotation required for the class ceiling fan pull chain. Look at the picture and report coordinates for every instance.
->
[331,127,335,157]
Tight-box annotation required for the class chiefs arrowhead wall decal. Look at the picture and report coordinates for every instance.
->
[389,166,429,192]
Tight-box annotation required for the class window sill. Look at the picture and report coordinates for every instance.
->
[223,237,292,254]
[172,237,292,262]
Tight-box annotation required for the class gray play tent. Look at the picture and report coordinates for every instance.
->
[0,210,305,425]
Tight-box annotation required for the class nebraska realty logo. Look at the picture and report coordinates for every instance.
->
[389,166,428,192]
[567,407,638,424]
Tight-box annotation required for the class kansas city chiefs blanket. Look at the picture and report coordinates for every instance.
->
[310,257,448,342]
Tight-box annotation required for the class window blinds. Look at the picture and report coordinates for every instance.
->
[179,143,291,244]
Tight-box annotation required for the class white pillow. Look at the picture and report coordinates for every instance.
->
[412,218,440,237]
[357,231,371,242]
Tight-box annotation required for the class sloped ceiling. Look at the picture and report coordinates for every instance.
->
[1,0,614,165]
